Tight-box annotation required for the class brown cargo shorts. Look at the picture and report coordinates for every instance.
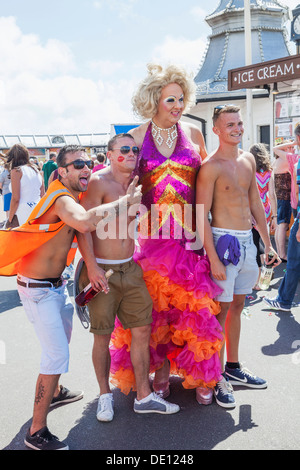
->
[78,259,153,335]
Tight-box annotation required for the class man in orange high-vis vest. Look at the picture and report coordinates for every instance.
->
[0,144,141,451]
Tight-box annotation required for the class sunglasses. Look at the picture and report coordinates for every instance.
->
[63,159,94,170]
[112,146,139,156]
[213,104,235,113]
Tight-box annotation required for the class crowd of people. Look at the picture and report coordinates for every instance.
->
[0,63,299,451]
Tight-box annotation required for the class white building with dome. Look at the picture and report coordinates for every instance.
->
[183,0,297,154]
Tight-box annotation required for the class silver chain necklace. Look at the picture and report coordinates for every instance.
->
[151,120,178,149]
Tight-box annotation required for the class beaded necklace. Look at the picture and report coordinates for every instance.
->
[151,120,178,149]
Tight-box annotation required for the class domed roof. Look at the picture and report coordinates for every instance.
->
[195,0,291,99]
[207,0,287,19]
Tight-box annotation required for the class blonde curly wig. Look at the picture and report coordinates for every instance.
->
[132,63,196,120]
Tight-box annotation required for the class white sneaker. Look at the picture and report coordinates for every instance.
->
[96,393,114,422]
[134,392,180,415]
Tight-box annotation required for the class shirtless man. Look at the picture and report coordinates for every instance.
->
[77,133,180,422]
[196,105,280,408]
[15,144,142,450]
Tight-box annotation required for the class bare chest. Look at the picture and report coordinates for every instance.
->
[216,160,252,196]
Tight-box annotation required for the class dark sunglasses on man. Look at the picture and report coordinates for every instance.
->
[62,159,94,170]
[213,104,235,113]
[112,146,139,156]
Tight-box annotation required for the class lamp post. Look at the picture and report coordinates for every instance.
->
[244,0,253,148]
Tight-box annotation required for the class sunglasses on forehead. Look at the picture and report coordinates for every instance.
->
[213,104,235,113]
[62,159,94,170]
[111,145,139,155]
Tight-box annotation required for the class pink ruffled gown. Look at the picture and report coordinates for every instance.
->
[110,123,223,394]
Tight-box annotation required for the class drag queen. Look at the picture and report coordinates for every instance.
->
[110,64,223,404]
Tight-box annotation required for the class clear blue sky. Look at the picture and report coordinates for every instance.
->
[0,0,297,135]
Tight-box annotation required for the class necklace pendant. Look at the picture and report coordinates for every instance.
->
[151,126,158,139]
[156,133,164,146]
[151,120,177,148]
[166,136,173,149]
[171,127,178,141]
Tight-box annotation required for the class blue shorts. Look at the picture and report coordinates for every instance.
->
[212,228,259,303]
[277,199,292,225]
[3,192,12,212]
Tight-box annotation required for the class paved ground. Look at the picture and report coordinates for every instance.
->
[0,204,299,452]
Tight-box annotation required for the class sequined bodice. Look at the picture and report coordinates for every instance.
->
[137,123,201,243]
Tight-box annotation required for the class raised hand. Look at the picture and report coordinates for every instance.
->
[126,175,142,206]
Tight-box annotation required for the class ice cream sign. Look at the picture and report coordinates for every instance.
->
[228,55,300,91]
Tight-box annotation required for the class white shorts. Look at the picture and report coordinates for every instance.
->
[212,228,259,302]
[17,274,74,375]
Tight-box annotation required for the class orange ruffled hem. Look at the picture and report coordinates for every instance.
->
[110,268,223,395]
[110,368,137,395]
[112,326,132,351]
[171,327,223,360]
[109,366,220,395]
[181,373,218,390]
[143,269,220,316]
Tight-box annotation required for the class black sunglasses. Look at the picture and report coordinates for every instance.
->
[112,146,139,155]
[213,104,235,113]
[63,159,94,170]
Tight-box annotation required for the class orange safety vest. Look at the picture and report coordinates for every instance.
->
[0,179,78,277]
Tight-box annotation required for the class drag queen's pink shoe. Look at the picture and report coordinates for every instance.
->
[196,387,213,405]
[153,360,170,398]
[152,380,170,399]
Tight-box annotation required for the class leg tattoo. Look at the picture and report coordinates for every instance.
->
[35,380,45,405]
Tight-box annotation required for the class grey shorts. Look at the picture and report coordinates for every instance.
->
[212,228,259,303]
